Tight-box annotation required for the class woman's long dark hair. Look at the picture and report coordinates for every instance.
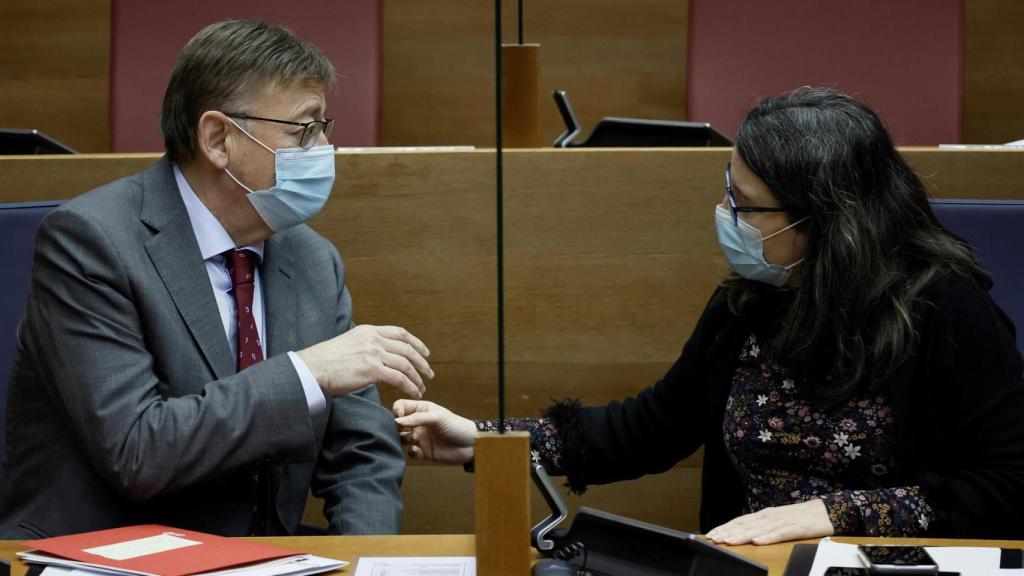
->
[726,87,988,404]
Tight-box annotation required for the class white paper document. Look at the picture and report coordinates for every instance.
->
[41,567,97,576]
[83,534,203,561]
[807,537,1001,576]
[352,556,474,576]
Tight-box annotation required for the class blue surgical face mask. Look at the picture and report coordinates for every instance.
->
[225,118,336,232]
[714,204,808,287]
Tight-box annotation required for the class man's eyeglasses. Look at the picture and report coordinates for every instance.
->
[226,113,334,149]
[724,162,787,226]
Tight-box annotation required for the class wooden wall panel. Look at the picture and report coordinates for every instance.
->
[964,0,1024,144]
[0,0,110,153]
[688,0,964,145]
[1,1,1023,157]
[3,148,1024,534]
[380,0,688,147]
[109,1,383,152]
[381,0,1024,148]
[1,2,1021,154]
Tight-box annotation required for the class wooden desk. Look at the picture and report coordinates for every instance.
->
[0,535,1020,576]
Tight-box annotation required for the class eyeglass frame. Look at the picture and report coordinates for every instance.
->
[225,113,334,149]
[724,162,789,226]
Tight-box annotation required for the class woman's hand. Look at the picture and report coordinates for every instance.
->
[393,399,477,464]
[705,499,834,545]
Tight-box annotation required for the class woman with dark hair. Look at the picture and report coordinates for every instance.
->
[394,88,1024,543]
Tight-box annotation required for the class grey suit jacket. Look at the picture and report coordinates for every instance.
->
[0,157,404,538]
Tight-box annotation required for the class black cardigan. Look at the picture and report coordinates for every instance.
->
[550,273,1024,538]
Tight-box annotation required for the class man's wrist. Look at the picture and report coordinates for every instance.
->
[287,350,327,414]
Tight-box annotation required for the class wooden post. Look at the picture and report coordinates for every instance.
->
[501,44,542,148]
[475,431,532,575]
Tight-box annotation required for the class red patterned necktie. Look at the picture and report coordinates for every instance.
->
[227,249,269,535]
[227,249,264,371]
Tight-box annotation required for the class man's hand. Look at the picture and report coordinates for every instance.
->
[705,499,834,545]
[393,399,477,464]
[297,325,433,399]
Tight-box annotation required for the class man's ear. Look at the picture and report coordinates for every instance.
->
[197,111,231,170]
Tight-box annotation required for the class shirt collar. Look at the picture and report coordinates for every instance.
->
[173,164,264,262]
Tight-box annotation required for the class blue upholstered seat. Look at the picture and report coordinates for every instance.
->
[931,199,1024,354]
[0,201,61,477]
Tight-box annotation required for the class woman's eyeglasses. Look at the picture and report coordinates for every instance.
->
[724,162,788,226]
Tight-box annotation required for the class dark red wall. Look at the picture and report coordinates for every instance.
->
[688,0,963,145]
[111,0,381,152]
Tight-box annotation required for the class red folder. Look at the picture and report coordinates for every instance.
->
[24,524,302,576]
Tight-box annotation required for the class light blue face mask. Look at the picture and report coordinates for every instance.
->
[225,118,336,232]
[714,204,808,287]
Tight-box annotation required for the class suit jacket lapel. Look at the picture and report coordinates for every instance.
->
[262,235,298,359]
[262,237,329,436]
[141,158,234,380]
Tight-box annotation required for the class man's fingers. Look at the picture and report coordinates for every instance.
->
[376,325,431,358]
[377,365,422,399]
[377,355,425,396]
[381,339,434,379]
[384,352,424,390]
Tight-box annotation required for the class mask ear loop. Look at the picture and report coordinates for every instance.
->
[223,116,276,194]
[225,116,276,155]
[762,215,810,241]
[225,169,255,194]
[782,257,805,271]
[767,215,810,271]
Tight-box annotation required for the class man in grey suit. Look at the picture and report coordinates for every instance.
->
[0,20,432,538]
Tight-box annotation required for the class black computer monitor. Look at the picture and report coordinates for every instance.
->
[553,90,732,148]
[0,129,76,155]
[584,117,732,147]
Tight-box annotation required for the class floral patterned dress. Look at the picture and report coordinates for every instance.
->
[476,333,936,536]
[722,333,934,536]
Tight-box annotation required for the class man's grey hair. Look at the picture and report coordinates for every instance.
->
[159,19,335,163]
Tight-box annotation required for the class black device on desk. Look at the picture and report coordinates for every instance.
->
[856,545,938,574]
[530,461,767,576]
[0,129,76,155]
[552,90,732,148]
